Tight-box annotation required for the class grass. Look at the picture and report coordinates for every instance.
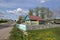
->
[26,27,60,40]
[9,26,60,40]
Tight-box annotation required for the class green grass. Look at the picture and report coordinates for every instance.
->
[27,27,60,40]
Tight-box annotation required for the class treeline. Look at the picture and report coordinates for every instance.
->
[0,19,9,23]
[28,7,54,20]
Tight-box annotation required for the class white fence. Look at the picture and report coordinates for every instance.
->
[26,24,60,30]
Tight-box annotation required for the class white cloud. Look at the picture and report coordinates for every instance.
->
[0,8,29,20]
[6,8,29,16]
[17,8,23,12]
[39,0,49,3]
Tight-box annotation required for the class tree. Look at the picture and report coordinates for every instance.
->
[40,7,54,19]
[35,7,40,16]
[17,16,23,24]
[28,9,33,16]
[46,8,54,20]
[40,7,46,19]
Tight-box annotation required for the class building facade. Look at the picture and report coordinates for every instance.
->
[25,15,45,25]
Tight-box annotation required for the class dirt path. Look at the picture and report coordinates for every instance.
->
[0,27,13,40]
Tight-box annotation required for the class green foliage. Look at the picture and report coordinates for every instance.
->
[27,27,60,40]
[17,16,22,24]
[40,7,54,19]
[40,7,46,19]
[29,9,33,16]
[9,25,60,40]
[9,25,25,40]
[0,19,8,23]
[40,12,45,19]
[28,7,54,20]
[35,7,40,16]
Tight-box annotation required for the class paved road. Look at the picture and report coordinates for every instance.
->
[0,27,13,40]
[0,21,16,40]
[0,21,16,29]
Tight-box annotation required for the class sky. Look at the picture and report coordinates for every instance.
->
[0,0,60,20]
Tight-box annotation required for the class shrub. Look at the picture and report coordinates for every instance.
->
[9,25,25,40]
[0,20,8,23]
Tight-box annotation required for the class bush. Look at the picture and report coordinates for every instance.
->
[9,25,25,40]
[0,20,8,23]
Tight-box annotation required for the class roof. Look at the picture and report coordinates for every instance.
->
[29,15,44,21]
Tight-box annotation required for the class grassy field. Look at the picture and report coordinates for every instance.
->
[27,27,60,40]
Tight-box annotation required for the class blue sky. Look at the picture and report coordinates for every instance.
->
[0,0,60,20]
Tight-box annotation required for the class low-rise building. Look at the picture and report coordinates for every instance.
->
[54,19,60,24]
[25,15,45,25]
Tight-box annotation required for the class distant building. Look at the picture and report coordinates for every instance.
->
[25,15,45,25]
[54,19,60,24]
